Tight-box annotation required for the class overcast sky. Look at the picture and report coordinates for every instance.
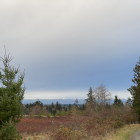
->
[0,0,140,100]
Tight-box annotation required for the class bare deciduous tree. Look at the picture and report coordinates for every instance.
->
[85,84,113,114]
[89,83,113,112]
[94,83,112,109]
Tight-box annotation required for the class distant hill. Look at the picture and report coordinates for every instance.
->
[21,98,128,106]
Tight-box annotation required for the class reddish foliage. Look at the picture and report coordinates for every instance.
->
[10,105,139,139]
[14,116,77,134]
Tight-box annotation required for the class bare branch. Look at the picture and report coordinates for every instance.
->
[92,83,113,109]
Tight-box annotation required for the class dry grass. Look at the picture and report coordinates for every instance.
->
[102,124,140,140]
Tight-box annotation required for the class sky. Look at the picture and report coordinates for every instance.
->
[0,0,140,100]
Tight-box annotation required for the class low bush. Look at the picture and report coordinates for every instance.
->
[15,103,139,140]
[0,117,22,140]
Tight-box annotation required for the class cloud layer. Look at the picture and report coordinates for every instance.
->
[0,0,140,100]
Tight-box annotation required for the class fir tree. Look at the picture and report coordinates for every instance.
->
[0,46,25,139]
[58,103,62,111]
[51,102,54,108]
[55,101,59,110]
[25,104,29,108]
[65,108,67,112]
[68,104,72,110]
[127,57,140,121]
[126,97,133,107]
[85,86,97,109]
[82,104,85,110]
[74,98,79,108]
[113,95,123,108]
[48,105,52,114]
[85,87,93,104]
[32,100,43,108]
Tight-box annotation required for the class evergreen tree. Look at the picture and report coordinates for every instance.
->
[118,99,124,107]
[0,46,25,139]
[65,108,67,112]
[51,102,55,108]
[55,101,59,110]
[58,103,62,111]
[85,87,93,104]
[63,105,65,110]
[127,57,140,121]
[32,100,43,108]
[22,106,29,115]
[52,109,56,115]
[74,98,79,108]
[68,104,72,110]
[25,103,29,108]
[82,104,85,110]
[48,105,52,114]
[113,95,123,108]
[85,86,96,108]
[126,97,133,107]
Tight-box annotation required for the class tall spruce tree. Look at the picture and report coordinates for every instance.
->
[74,98,79,108]
[68,104,72,110]
[55,101,59,110]
[127,57,140,122]
[85,86,94,104]
[113,95,123,108]
[0,46,25,139]
[126,97,133,107]
[85,86,97,108]
[82,104,85,110]
[51,102,55,108]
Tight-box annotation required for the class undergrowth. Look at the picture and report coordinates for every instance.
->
[1,104,139,140]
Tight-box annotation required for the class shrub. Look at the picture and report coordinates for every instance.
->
[44,113,50,118]
[0,117,22,140]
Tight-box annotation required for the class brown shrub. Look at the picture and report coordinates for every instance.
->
[28,105,48,118]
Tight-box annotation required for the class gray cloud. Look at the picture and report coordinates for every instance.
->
[0,0,140,99]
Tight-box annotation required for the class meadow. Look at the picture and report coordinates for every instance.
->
[9,102,140,140]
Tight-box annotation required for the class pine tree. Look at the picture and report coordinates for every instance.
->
[25,103,29,108]
[126,97,133,107]
[82,104,85,110]
[55,101,59,110]
[85,87,93,104]
[68,104,72,110]
[32,100,43,108]
[127,57,140,121]
[113,95,123,108]
[48,105,52,114]
[74,98,79,108]
[0,46,25,139]
[63,106,66,111]
[58,103,62,111]
[51,102,55,108]
[85,86,97,110]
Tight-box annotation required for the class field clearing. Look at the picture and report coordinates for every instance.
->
[15,114,88,140]
[12,108,140,140]
[1,102,139,140]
